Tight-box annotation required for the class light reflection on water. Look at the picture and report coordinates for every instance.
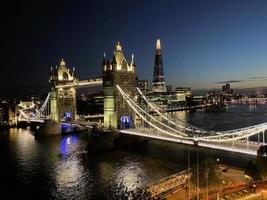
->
[54,134,94,199]
[57,135,81,189]
[60,135,78,158]
[114,158,146,191]
[1,104,267,199]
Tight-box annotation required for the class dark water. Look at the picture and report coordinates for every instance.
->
[0,104,266,199]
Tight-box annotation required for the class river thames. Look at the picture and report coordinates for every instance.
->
[0,104,266,199]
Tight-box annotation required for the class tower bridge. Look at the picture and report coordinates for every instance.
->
[17,41,267,156]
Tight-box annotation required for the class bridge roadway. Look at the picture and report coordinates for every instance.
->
[62,120,100,128]
[18,118,45,123]
[119,128,262,156]
[18,117,100,129]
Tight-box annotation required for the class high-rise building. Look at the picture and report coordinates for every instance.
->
[222,83,233,94]
[152,39,167,93]
[225,83,230,93]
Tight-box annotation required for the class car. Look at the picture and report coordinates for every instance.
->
[222,167,229,172]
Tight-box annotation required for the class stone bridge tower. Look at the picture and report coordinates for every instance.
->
[49,59,77,122]
[102,42,136,130]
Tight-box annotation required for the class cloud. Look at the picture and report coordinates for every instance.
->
[216,77,267,84]
[215,80,243,84]
[248,76,267,80]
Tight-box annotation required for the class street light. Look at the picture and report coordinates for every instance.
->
[222,180,225,196]
[216,158,220,168]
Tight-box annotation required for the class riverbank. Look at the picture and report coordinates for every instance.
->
[166,164,247,200]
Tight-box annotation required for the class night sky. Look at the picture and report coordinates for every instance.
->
[2,0,267,97]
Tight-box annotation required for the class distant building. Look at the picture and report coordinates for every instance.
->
[0,107,5,125]
[175,87,192,97]
[137,79,148,95]
[0,101,17,125]
[222,83,233,94]
[18,101,36,109]
[205,92,223,105]
[8,105,17,125]
[222,85,225,93]
[192,96,204,105]
[166,85,172,93]
[171,87,192,106]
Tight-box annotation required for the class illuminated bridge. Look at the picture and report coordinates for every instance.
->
[17,76,103,123]
[18,43,267,156]
[117,85,266,156]
[18,92,51,123]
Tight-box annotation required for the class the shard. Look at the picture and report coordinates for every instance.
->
[152,39,167,93]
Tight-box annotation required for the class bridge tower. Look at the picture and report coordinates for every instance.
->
[49,59,77,122]
[102,42,136,130]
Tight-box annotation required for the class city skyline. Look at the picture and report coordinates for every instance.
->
[3,0,267,97]
[2,1,267,199]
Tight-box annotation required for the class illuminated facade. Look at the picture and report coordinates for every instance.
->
[18,101,36,109]
[102,42,136,129]
[49,59,77,122]
[137,79,148,95]
[152,39,167,93]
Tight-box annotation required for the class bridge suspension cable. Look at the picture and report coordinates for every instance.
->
[117,85,188,138]
[136,87,212,134]
[38,92,50,113]
[117,85,267,143]
[137,87,267,142]
[18,92,51,122]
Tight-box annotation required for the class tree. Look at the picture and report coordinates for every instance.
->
[191,158,221,188]
[256,146,267,179]
[245,160,261,181]
[257,145,267,156]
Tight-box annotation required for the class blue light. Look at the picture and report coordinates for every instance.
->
[60,135,78,158]
[62,123,71,129]
[64,112,71,118]
[120,115,132,129]
[60,137,68,158]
